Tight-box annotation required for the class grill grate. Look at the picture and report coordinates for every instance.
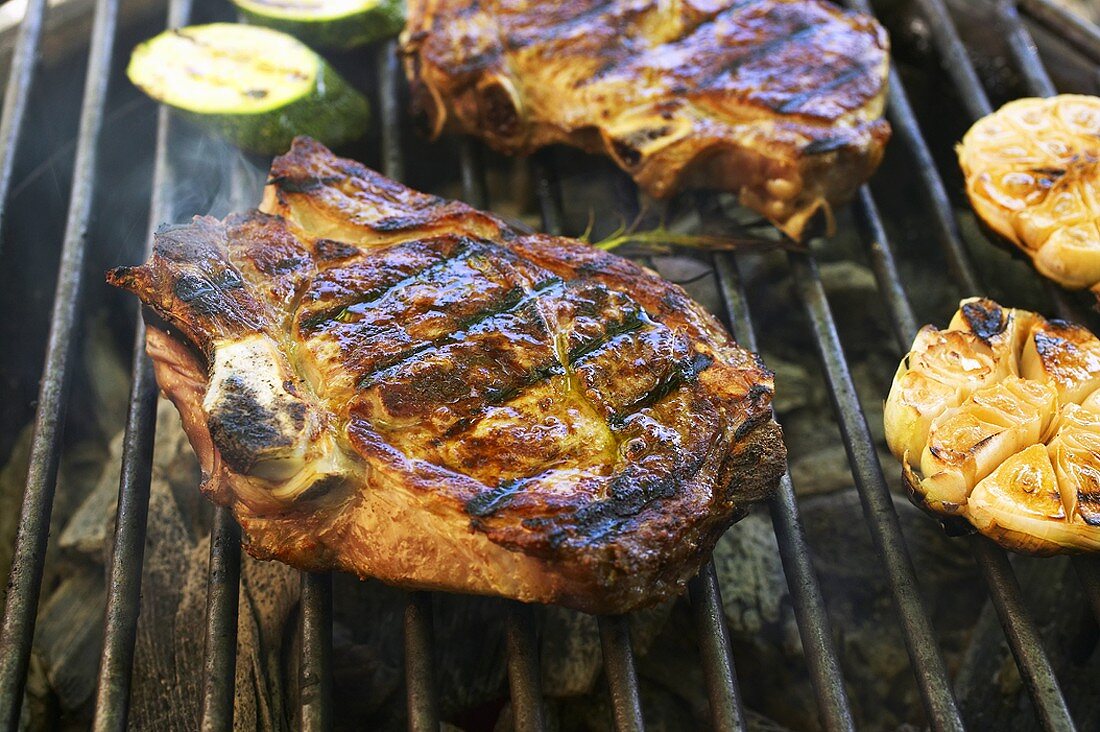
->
[0,1,1096,730]
[0,0,121,725]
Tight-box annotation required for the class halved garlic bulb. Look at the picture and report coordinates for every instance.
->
[957,95,1100,298]
[885,298,1100,554]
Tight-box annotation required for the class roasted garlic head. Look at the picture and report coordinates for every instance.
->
[885,298,1100,554]
[957,95,1100,297]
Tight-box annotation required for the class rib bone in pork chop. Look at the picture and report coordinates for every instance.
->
[107,138,786,613]
[401,0,891,240]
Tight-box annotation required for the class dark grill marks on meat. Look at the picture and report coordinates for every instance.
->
[696,23,822,90]
[296,235,472,331]
[278,217,712,508]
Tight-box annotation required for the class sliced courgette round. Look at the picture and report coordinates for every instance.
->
[127,23,369,155]
[231,0,405,50]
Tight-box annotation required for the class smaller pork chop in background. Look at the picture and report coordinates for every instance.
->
[401,0,891,240]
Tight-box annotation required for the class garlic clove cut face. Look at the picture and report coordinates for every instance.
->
[884,324,1016,465]
[1020,318,1100,404]
[918,377,1057,513]
[1048,403,1100,527]
[967,443,1076,555]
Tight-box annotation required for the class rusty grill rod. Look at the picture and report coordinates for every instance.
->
[0,0,121,726]
[0,0,44,243]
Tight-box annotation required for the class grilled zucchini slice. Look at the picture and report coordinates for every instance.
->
[232,0,404,49]
[127,23,369,154]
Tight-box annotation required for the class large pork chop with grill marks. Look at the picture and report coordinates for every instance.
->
[107,138,786,613]
[401,0,891,241]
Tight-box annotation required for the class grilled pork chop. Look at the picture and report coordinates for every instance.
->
[401,0,891,240]
[107,138,786,613]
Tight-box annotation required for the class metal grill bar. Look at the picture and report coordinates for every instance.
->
[504,603,546,732]
[852,188,918,352]
[196,154,259,732]
[968,536,1075,730]
[531,151,565,236]
[200,507,241,731]
[915,0,995,119]
[1020,0,1100,64]
[404,592,440,732]
[300,572,334,731]
[597,615,645,731]
[844,0,982,294]
[1073,558,1100,622]
[998,0,1058,98]
[605,172,751,732]
[687,564,748,732]
[91,3,195,727]
[0,0,121,726]
[92,323,160,732]
[0,0,45,240]
[787,250,965,730]
[526,157,651,730]
[378,42,405,182]
[710,252,855,732]
[458,137,489,208]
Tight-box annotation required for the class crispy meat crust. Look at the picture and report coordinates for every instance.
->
[108,138,786,613]
[400,0,891,240]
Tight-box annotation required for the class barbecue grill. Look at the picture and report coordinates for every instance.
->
[0,0,1098,729]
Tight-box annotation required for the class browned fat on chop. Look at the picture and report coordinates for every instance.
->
[107,138,786,613]
[401,0,891,240]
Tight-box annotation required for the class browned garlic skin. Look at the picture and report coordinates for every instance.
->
[885,297,1100,555]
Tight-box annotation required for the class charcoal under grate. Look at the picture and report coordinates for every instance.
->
[0,0,1098,730]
